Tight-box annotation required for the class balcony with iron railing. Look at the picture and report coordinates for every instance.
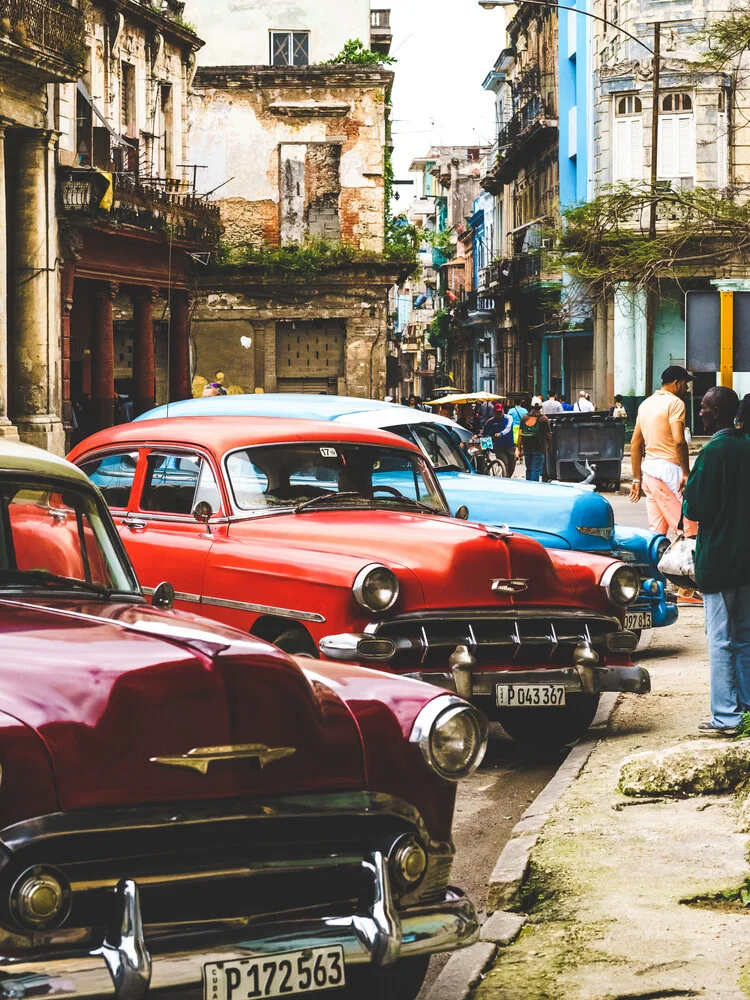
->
[370,8,392,55]
[59,168,223,247]
[0,0,86,77]
[483,91,558,189]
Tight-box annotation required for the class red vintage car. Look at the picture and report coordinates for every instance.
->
[69,417,650,748]
[0,440,487,1000]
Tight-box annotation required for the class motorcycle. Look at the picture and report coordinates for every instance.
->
[467,434,508,478]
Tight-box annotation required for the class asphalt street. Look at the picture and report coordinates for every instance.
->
[418,484,656,998]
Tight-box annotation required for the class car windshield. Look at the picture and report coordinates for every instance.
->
[225,443,449,514]
[399,424,470,472]
[0,476,139,596]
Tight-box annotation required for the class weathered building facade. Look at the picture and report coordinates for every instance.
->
[57,0,219,439]
[0,0,86,450]
[186,3,398,398]
[590,1,736,420]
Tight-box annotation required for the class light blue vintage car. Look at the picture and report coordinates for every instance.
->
[136,394,677,639]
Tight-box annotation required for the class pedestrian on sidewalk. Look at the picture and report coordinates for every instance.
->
[682,386,750,736]
[517,399,552,482]
[629,365,697,538]
[574,390,595,413]
[541,391,564,416]
[609,394,628,419]
[483,403,516,477]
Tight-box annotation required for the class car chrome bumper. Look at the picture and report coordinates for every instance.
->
[403,664,651,698]
[0,860,478,1000]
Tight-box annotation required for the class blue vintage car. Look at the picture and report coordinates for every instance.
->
[136,395,677,638]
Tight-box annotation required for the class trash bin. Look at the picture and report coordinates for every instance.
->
[546,412,626,491]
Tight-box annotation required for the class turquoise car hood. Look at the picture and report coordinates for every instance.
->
[436,470,615,553]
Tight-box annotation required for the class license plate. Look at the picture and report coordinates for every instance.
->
[480,437,494,450]
[496,684,566,707]
[625,611,652,631]
[204,947,345,1000]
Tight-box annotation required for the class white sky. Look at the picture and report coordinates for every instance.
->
[387,0,506,191]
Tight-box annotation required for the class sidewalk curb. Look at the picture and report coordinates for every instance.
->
[422,693,620,1000]
[487,691,619,912]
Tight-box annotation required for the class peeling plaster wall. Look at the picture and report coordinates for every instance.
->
[190,68,390,252]
[186,0,370,67]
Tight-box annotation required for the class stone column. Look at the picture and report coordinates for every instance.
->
[131,286,158,415]
[169,290,191,401]
[0,122,18,440]
[91,282,118,430]
[10,129,64,453]
[593,299,608,410]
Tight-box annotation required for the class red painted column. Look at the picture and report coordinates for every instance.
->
[169,290,191,401]
[131,286,158,416]
[91,281,118,430]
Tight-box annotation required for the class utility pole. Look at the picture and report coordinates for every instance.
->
[645,21,661,398]
[648,22,661,240]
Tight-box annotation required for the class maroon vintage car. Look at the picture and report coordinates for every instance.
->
[0,441,486,1000]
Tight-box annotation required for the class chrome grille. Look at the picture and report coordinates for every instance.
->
[373,610,621,670]
[0,795,452,943]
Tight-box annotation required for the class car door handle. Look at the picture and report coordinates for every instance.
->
[121,518,147,532]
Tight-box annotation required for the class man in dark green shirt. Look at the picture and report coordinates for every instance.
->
[683,385,750,735]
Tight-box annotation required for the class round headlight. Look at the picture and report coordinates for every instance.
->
[353,564,399,613]
[410,697,489,781]
[603,564,641,607]
[10,866,71,930]
[653,536,671,565]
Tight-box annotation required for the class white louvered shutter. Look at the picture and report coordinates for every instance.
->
[629,117,643,180]
[676,115,694,178]
[614,116,643,181]
[658,116,676,179]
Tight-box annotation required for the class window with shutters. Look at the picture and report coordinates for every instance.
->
[613,95,643,182]
[270,31,310,66]
[658,93,694,180]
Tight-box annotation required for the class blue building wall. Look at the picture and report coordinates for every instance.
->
[558,0,592,209]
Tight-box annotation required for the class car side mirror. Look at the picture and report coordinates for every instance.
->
[455,505,470,520]
[193,501,214,525]
[152,581,175,610]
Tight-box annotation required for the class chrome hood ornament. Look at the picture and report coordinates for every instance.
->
[150,744,296,774]
[491,579,529,595]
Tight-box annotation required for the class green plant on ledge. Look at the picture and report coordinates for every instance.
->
[218,237,415,278]
[323,39,396,67]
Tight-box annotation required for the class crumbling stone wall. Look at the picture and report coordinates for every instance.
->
[190,66,393,253]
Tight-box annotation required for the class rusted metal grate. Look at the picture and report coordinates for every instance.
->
[0,0,85,60]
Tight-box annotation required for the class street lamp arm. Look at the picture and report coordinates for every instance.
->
[480,0,654,54]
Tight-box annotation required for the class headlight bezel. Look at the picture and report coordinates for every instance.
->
[410,695,489,782]
[353,563,400,613]
[601,563,641,607]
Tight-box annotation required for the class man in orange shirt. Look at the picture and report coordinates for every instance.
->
[629,365,698,537]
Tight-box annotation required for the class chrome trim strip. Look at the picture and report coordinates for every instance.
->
[202,596,326,624]
[375,609,622,628]
[142,587,200,605]
[140,589,325,623]
[0,792,433,853]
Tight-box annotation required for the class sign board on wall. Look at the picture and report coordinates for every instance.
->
[686,290,750,373]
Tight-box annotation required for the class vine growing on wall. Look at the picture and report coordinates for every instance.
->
[556,183,750,298]
[217,236,417,277]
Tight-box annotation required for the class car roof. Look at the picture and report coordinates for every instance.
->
[72,416,424,458]
[135,394,463,431]
[0,439,92,487]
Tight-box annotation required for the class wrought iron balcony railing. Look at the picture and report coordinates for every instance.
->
[498,95,546,148]
[0,0,85,63]
[59,168,222,246]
